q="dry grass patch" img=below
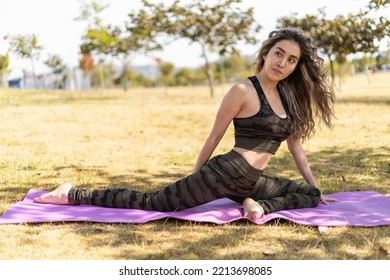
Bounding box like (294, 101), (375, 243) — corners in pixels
(0, 72), (389, 260)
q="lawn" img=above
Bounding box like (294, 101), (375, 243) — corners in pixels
(0, 72), (389, 260)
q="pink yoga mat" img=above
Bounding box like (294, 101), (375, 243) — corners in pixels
(1, 190), (390, 226)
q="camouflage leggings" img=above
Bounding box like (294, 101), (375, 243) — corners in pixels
(68, 150), (321, 214)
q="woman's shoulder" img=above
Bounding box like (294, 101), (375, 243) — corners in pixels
(227, 78), (255, 97)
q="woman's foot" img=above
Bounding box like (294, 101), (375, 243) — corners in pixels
(243, 198), (265, 222)
(34, 182), (72, 205)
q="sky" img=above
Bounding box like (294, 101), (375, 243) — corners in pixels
(0, 0), (385, 79)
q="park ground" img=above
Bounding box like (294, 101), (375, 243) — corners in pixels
(0, 72), (389, 259)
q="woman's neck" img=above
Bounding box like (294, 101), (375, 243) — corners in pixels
(256, 72), (279, 96)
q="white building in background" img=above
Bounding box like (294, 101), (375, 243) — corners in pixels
(7, 63), (159, 90)
(8, 67), (92, 90)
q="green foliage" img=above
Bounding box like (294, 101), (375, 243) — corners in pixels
(376, 50), (390, 68)
(43, 54), (66, 89)
(217, 50), (253, 82)
(6, 33), (42, 60)
(174, 68), (194, 86)
(0, 53), (10, 87)
(75, 0), (261, 92)
(76, 1), (115, 89)
(277, 8), (389, 82)
(145, 0), (261, 55)
(155, 61), (175, 86)
(129, 50), (253, 88)
(123, 8), (162, 54)
(5, 33), (43, 87)
(114, 67), (153, 88)
(0, 53), (10, 72)
(74, 0), (109, 27)
(88, 61), (116, 88)
(44, 54), (66, 74)
(368, 0), (390, 9)
(76, 0), (163, 90)
(154, 52), (255, 88)
(159, 62), (174, 77)
(141, 0), (261, 97)
(351, 55), (377, 72)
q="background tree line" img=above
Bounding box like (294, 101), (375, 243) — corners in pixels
(0, 0), (389, 94)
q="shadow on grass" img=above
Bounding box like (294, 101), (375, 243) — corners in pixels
(1, 145), (388, 204)
(269, 146), (390, 195)
(1, 145), (389, 259)
(336, 97), (390, 106)
(1, 92), (123, 107)
(50, 218), (389, 259)
(73, 146), (390, 195)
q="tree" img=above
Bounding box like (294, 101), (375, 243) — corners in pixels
(156, 61), (175, 87)
(351, 54), (377, 72)
(365, 0), (390, 49)
(6, 34), (42, 88)
(0, 53), (10, 88)
(368, 0), (390, 8)
(75, 0), (113, 89)
(114, 7), (162, 91)
(174, 68), (193, 86)
(44, 54), (66, 89)
(277, 9), (389, 84)
(44, 54), (66, 74)
(76, 1), (162, 91)
(174, 67), (207, 86)
(79, 52), (95, 72)
(142, 0), (261, 97)
(375, 50), (390, 69)
(217, 50), (253, 82)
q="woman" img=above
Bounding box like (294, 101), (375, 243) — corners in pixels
(35, 28), (337, 221)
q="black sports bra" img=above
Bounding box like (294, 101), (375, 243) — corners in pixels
(233, 76), (293, 154)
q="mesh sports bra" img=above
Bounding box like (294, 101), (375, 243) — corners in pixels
(233, 76), (293, 155)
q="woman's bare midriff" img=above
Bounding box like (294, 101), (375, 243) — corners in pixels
(233, 147), (272, 170)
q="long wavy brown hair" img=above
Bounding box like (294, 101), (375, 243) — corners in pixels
(254, 28), (335, 141)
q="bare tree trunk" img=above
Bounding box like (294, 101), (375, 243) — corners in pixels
(98, 62), (105, 93)
(31, 58), (38, 89)
(122, 56), (129, 92)
(338, 65), (343, 92)
(219, 55), (226, 95)
(0, 73), (7, 88)
(201, 43), (215, 98)
(364, 64), (371, 85)
(328, 55), (335, 84)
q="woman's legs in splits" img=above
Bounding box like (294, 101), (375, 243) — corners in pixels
(34, 151), (320, 220)
(35, 150), (263, 212)
(240, 173), (321, 221)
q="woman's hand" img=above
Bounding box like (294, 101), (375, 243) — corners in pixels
(320, 193), (337, 205)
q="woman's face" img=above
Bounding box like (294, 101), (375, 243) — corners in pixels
(262, 39), (301, 81)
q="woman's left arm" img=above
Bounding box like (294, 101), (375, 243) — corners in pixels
(286, 137), (336, 204)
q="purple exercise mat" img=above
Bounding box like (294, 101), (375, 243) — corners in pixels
(1, 190), (390, 226)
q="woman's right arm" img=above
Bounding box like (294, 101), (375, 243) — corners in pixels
(192, 83), (248, 172)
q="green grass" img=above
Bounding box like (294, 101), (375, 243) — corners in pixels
(0, 72), (389, 260)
